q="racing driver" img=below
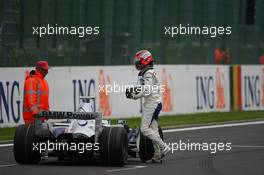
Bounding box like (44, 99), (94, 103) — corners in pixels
(126, 50), (171, 163)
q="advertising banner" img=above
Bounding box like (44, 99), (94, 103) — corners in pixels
(0, 65), (230, 127)
(241, 66), (264, 110)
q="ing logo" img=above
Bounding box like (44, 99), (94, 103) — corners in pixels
(161, 68), (173, 112)
(196, 67), (226, 110)
(261, 68), (264, 107)
(215, 67), (226, 109)
(98, 69), (112, 116)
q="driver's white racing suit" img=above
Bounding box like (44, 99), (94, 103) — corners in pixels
(131, 67), (171, 160)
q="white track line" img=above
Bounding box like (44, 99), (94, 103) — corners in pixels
(232, 145), (264, 148)
(0, 144), (13, 147)
(0, 164), (17, 168)
(106, 165), (147, 173)
(163, 120), (264, 133)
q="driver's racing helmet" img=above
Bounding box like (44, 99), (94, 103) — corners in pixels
(133, 50), (154, 71)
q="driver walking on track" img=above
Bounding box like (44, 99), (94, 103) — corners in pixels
(23, 61), (50, 124)
(126, 50), (171, 163)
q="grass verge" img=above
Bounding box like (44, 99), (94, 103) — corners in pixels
(112, 111), (264, 128)
(0, 127), (16, 141)
(1, 111), (264, 141)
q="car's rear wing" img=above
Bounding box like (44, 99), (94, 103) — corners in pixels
(35, 111), (102, 143)
(36, 111), (101, 120)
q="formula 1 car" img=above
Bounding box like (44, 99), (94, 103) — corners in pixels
(13, 97), (163, 166)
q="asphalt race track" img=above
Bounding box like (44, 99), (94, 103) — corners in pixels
(0, 121), (264, 175)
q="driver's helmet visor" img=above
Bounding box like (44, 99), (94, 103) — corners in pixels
(134, 59), (142, 70)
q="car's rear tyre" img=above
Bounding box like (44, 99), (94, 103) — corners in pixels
(14, 124), (41, 164)
(139, 126), (163, 162)
(99, 126), (128, 166)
